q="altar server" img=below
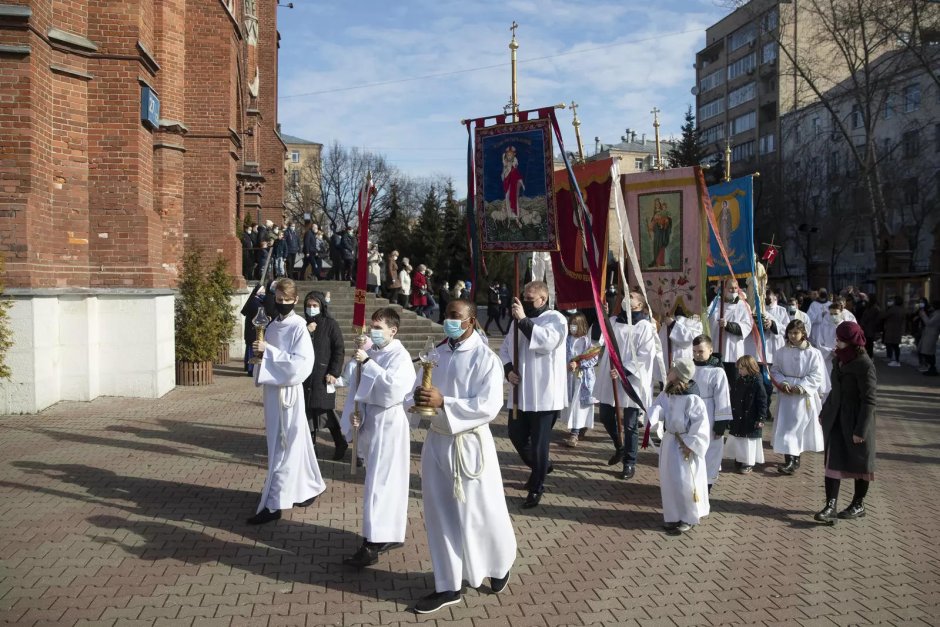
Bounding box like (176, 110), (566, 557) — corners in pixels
(770, 320), (826, 475)
(690, 335), (732, 489)
(248, 279), (326, 525)
(342, 307), (417, 567)
(500, 281), (567, 508)
(413, 300), (516, 614)
(646, 359), (711, 535)
(563, 312), (598, 447)
(707, 279), (753, 394)
(659, 308), (704, 370)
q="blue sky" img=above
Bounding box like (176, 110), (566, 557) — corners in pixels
(277, 0), (730, 195)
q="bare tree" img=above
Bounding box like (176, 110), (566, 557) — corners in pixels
(317, 141), (397, 232)
(870, 0), (940, 91)
(284, 155), (323, 225)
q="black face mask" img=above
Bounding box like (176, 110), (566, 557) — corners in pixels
(275, 302), (295, 316)
(522, 299), (545, 318)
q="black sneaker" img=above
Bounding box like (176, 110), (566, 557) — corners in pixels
(246, 508), (281, 525)
(332, 441), (349, 461)
(293, 496), (318, 508)
(414, 591), (461, 614)
(663, 521), (680, 531)
(490, 571), (511, 594)
(343, 542), (380, 568)
(375, 542), (404, 553)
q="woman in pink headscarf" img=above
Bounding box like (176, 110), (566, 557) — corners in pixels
(814, 321), (877, 523)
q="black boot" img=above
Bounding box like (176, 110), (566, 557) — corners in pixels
(837, 499), (866, 519)
(778, 455), (797, 475)
(814, 499), (838, 522)
(793, 455), (801, 470)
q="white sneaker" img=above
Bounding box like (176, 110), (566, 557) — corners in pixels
(888, 361), (901, 367)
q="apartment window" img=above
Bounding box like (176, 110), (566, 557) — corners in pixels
(853, 237), (867, 254)
(851, 104), (863, 129)
(883, 94), (895, 119)
(731, 140), (755, 161)
(290, 151), (300, 163)
(290, 170), (300, 186)
(903, 130), (920, 158)
(727, 53), (757, 81)
(759, 134), (775, 154)
(634, 157), (645, 170)
(701, 123), (725, 145)
(700, 69), (723, 93)
(903, 177), (919, 205)
(762, 42), (777, 64)
(828, 151), (839, 178)
(728, 82), (756, 109)
(699, 98), (724, 122)
(904, 83), (921, 112)
(728, 23), (757, 52)
(761, 9), (779, 33)
(731, 111), (756, 135)
(812, 116), (822, 136)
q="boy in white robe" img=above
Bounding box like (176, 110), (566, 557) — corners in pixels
(659, 311), (704, 370)
(249, 279), (326, 525)
(770, 319), (826, 475)
(342, 307), (418, 567)
(707, 280), (753, 396)
(690, 335), (732, 490)
(647, 359), (711, 535)
(413, 300), (516, 614)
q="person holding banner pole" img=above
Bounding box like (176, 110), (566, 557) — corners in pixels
(707, 279), (753, 397)
(500, 281), (567, 508)
(594, 292), (657, 480)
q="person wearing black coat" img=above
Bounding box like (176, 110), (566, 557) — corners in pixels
(240, 280), (276, 375)
(241, 227), (255, 281)
(302, 290), (348, 461)
(815, 321), (877, 523)
(727, 355), (767, 474)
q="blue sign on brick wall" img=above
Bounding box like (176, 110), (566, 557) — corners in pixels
(141, 85), (160, 129)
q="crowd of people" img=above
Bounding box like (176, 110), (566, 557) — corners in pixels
(237, 271), (936, 613)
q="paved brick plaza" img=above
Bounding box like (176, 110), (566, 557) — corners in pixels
(1, 359), (938, 626)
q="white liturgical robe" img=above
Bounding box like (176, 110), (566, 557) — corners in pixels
(770, 344), (826, 456)
(254, 313), (326, 513)
(745, 305), (789, 364)
(593, 317), (656, 411)
(498, 310), (567, 412)
(647, 390), (711, 525)
(660, 316), (704, 369)
(691, 364), (732, 483)
(707, 298), (753, 363)
(421, 331), (517, 592)
(341, 338), (417, 543)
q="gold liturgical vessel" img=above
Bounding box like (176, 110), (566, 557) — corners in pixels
(249, 306), (270, 365)
(409, 336), (440, 416)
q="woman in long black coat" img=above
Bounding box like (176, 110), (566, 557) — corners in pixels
(815, 321), (877, 522)
(302, 290), (347, 461)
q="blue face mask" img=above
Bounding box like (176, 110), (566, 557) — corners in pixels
(305, 307), (320, 318)
(443, 319), (466, 340)
(370, 329), (388, 348)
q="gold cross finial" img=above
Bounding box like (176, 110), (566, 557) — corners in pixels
(651, 106), (661, 126)
(510, 21), (518, 38)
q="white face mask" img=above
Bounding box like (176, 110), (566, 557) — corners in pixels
(830, 313), (842, 324)
(568, 324), (578, 334)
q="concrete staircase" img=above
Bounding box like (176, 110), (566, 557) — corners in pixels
(293, 280), (442, 359)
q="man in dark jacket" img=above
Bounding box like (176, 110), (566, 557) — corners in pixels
(241, 225), (255, 281)
(328, 228), (344, 280)
(302, 290), (348, 460)
(340, 225), (356, 282)
(300, 223), (318, 280)
(284, 222), (301, 280)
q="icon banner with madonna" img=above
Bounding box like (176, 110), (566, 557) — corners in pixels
(474, 117), (558, 252)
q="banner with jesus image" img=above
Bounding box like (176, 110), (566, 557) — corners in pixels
(474, 117), (558, 252)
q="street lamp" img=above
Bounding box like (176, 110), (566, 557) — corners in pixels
(797, 223), (819, 284)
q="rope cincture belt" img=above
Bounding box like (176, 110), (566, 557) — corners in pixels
(430, 422), (485, 503)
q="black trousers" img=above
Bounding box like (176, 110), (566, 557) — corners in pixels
(306, 408), (345, 446)
(507, 409), (557, 494)
(599, 404), (640, 467)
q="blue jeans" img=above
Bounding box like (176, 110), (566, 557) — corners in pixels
(599, 403), (639, 468)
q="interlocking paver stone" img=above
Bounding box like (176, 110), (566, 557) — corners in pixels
(0, 357), (937, 626)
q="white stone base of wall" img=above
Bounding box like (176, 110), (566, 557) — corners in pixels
(0, 289), (177, 414)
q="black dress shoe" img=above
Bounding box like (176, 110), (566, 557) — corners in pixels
(663, 521), (680, 531)
(621, 465), (636, 480)
(293, 496), (318, 508)
(375, 542), (404, 553)
(490, 571), (511, 594)
(246, 508), (281, 525)
(814, 498), (838, 522)
(521, 491), (542, 508)
(607, 449), (624, 466)
(344, 543), (380, 568)
(837, 500), (866, 519)
(332, 440), (349, 461)
(414, 590), (462, 614)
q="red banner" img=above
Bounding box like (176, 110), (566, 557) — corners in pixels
(352, 175), (375, 334)
(551, 159), (612, 310)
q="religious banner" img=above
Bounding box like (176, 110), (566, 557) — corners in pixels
(621, 167), (705, 318)
(474, 116), (558, 252)
(550, 158), (612, 310)
(706, 176), (755, 279)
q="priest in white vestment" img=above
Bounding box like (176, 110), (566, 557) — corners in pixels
(249, 279), (326, 525)
(707, 280), (753, 394)
(342, 307), (418, 567)
(412, 300), (516, 614)
(647, 359), (711, 535)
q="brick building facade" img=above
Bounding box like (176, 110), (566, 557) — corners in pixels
(0, 0), (285, 412)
